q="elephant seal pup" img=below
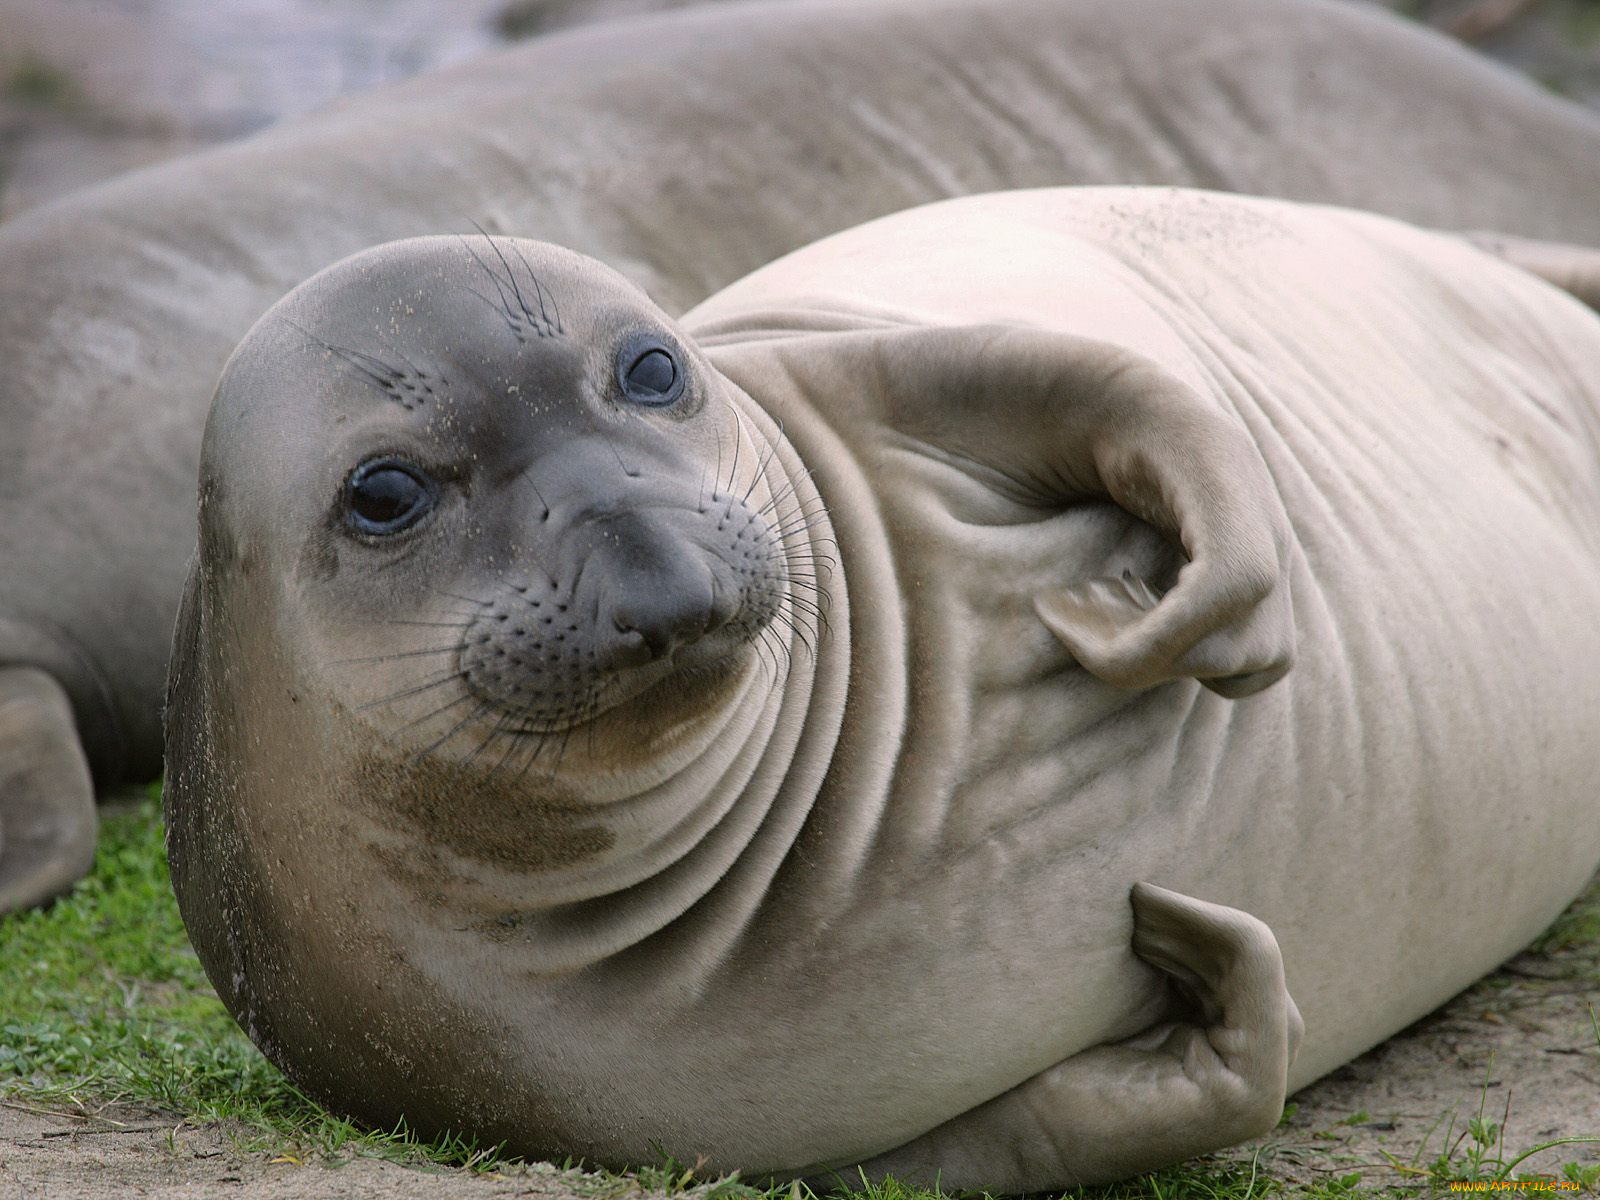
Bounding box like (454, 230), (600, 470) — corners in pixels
(15, 0), (1600, 912)
(167, 187), (1600, 1188)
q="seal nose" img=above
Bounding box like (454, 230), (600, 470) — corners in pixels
(610, 583), (718, 663)
(596, 522), (735, 668)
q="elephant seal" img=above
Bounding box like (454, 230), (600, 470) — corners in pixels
(8, 0), (1600, 901)
(166, 187), (1600, 1187)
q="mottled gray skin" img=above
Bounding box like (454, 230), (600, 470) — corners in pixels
(167, 187), (1600, 1188)
(8, 0), (1600, 905)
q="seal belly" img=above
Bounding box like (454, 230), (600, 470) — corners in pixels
(768, 373), (1600, 1151)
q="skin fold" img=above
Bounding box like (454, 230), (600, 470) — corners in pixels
(166, 188), (1600, 1186)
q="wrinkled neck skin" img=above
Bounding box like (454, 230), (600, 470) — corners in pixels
(271, 379), (852, 980)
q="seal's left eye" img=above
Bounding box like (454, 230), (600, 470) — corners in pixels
(345, 459), (435, 536)
(618, 339), (684, 407)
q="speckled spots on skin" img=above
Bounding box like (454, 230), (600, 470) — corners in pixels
(354, 751), (615, 872)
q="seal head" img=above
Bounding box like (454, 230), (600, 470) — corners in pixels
(165, 237), (830, 1149)
(193, 235), (801, 772)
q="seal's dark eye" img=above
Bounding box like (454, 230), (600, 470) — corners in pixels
(617, 338), (684, 407)
(345, 459), (435, 536)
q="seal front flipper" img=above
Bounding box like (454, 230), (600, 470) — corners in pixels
(823, 323), (1297, 697)
(0, 667), (97, 914)
(822, 884), (1303, 1193)
(1016, 336), (1296, 699)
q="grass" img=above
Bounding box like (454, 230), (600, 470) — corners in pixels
(0, 789), (517, 1171)
(2, 795), (1597, 1196)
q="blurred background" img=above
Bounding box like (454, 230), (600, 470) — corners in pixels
(1, 0), (1599, 220)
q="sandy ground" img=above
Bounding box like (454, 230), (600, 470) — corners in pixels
(1, 0), (1599, 1194)
(0, 1103), (593, 1200)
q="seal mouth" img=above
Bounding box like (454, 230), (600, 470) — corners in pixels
(470, 626), (757, 739)
(438, 473), (797, 749)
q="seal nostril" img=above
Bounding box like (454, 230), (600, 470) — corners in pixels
(600, 628), (654, 671)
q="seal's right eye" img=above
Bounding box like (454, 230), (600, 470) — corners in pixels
(344, 459), (435, 536)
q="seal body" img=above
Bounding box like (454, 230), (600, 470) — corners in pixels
(167, 188), (1600, 1188)
(14, 0), (1600, 910)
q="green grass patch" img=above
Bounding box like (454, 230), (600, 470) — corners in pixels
(0, 791), (514, 1169)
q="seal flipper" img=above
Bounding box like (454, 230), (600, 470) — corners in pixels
(715, 323), (1296, 695)
(821, 884), (1303, 1193)
(0, 667), (98, 914)
(1012, 339), (1296, 699)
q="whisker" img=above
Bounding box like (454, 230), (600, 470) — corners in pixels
(511, 242), (561, 336)
(427, 586), (496, 607)
(758, 599), (818, 657)
(473, 223), (537, 329)
(741, 435), (781, 507)
(724, 402), (743, 500)
(757, 619), (796, 675)
(334, 644), (459, 666)
(464, 709), (517, 770)
(411, 701), (494, 764)
(769, 513), (834, 541)
(463, 281), (516, 324)
(754, 474), (822, 520)
(396, 691), (476, 733)
(488, 717), (530, 774)
(513, 466), (552, 517)
(354, 669), (466, 712)
(710, 421), (725, 507)
(601, 432), (639, 478)
(456, 235), (518, 322)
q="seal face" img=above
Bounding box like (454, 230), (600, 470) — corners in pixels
(248, 237), (805, 778)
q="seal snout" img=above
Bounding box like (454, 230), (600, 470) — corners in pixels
(602, 559), (732, 669)
(455, 493), (780, 732)
(594, 514), (740, 669)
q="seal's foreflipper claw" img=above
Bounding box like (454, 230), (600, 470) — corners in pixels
(1035, 563), (1294, 700)
(0, 667), (98, 915)
(822, 885), (1301, 1192)
(1035, 573), (1160, 653)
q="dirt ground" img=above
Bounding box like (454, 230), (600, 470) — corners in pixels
(1, 0), (1599, 1195)
(0, 1104), (589, 1200)
(1254, 925), (1600, 1188)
